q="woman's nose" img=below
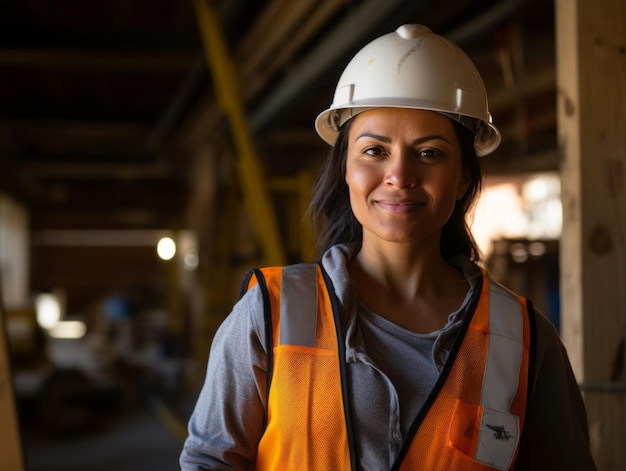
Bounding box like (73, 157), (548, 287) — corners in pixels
(385, 155), (417, 188)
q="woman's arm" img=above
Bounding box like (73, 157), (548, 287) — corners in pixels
(180, 286), (268, 470)
(515, 311), (596, 470)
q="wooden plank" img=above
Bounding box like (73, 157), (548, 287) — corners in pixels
(0, 306), (25, 471)
(556, 0), (626, 468)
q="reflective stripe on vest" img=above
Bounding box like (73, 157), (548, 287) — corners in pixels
(475, 281), (525, 469)
(253, 264), (530, 471)
(279, 263), (318, 347)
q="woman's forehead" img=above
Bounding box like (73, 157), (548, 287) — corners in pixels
(349, 108), (457, 138)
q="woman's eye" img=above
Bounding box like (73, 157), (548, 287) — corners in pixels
(363, 146), (384, 157)
(417, 149), (443, 160)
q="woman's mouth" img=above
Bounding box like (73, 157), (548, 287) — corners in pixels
(375, 200), (424, 213)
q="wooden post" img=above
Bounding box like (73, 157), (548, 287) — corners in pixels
(0, 308), (25, 471)
(556, 0), (626, 468)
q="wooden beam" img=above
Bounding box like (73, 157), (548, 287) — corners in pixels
(0, 121), (150, 149)
(0, 49), (196, 70)
(556, 0), (626, 468)
(237, 0), (342, 101)
(17, 162), (171, 180)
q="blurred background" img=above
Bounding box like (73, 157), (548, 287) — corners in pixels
(0, 0), (621, 469)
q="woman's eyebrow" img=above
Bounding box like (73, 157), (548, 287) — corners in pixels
(412, 135), (451, 145)
(355, 132), (391, 143)
(356, 132), (451, 145)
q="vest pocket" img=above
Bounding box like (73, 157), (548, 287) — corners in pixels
(448, 399), (483, 458)
(448, 399), (519, 470)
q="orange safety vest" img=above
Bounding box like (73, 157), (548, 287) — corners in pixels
(242, 262), (532, 471)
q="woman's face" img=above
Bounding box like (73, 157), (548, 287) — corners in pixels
(345, 108), (469, 247)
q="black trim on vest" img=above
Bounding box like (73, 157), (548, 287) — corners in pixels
(319, 263), (359, 471)
(390, 272), (484, 471)
(239, 269), (255, 299)
(240, 268), (274, 429)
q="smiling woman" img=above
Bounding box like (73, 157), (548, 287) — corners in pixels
(180, 24), (596, 471)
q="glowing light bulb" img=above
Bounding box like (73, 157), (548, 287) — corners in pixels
(157, 237), (176, 260)
(36, 293), (61, 329)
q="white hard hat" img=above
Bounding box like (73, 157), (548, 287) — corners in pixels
(315, 24), (501, 156)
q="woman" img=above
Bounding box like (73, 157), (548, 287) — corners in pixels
(180, 25), (595, 470)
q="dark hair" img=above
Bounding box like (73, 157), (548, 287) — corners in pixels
(307, 116), (483, 262)
(441, 123), (483, 262)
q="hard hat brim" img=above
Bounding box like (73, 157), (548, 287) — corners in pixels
(315, 104), (501, 157)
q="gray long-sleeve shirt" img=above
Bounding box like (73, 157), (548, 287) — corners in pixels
(180, 244), (595, 470)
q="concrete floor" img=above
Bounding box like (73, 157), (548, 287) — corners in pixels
(11, 320), (194, 471)
(21, 405), (184, 471)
